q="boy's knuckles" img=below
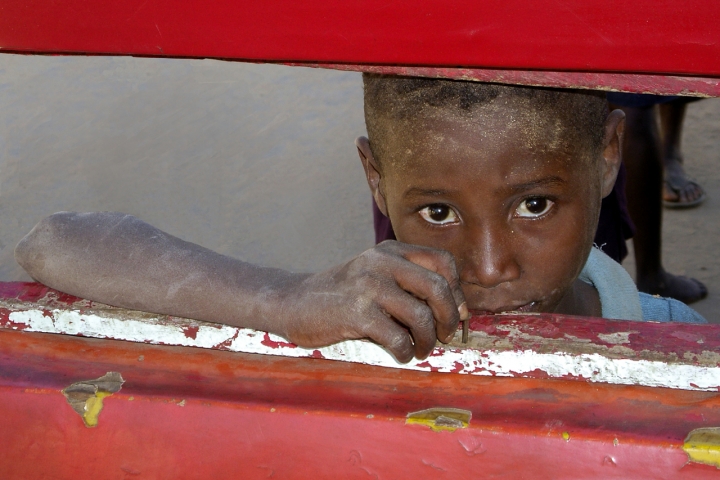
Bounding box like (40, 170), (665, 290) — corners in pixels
(434, 249), (456, 267)
(351, 274), (391, 298)
(375, 239), (403, 254)
(447, 276), (462, 291)
(386, 334), (413, 360)
(358, 311), (379, 330)
(426, 273), (452, 301)
(409, 304), (435, 328)
(349, 249), (397, 276)
(363, 244), (396, 260)
(348, 295), (380, 320)
(412, 246), (453, 265)
(359, 315), (413, 361)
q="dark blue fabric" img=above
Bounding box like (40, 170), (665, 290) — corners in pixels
(606, 93), (680, 109)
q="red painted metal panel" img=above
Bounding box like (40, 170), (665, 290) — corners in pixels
(1, 328), (720, 478)
(1, 0), (720, 79)
(2, 281), (719, 391)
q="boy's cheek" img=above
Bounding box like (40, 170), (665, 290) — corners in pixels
(392, 221), (453, 251)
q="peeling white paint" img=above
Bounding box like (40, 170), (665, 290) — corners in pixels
(5, 308), (720, 391)
(9, 309), (237, 348)
(597, 331), (635, 345)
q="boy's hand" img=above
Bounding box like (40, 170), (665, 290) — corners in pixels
(280, 241), (468, 363)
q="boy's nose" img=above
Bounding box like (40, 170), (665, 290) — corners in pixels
(461, 224), (521, 289)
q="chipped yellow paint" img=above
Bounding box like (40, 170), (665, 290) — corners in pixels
(683, 427), (720, 468)
(82, 391), (112, 428)
(405, 407), (472, 432)
(562, 432), (570, 441)
(61, 372), (124, 428)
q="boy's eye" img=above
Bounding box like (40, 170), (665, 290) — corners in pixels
(515, 197), (554, 218)
(419, 204), (459, 225)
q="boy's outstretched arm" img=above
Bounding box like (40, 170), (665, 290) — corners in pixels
(15, 212), (467, 362)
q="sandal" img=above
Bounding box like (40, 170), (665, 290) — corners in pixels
(663, 171), (707, 209)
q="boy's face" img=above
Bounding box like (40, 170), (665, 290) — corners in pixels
(359, 99), (622, 315)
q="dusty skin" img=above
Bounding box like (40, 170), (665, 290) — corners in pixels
(16, 212), (467, 363)
(1, 56), (719, 323)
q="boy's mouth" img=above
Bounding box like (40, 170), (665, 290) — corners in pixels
(471, 301), (538, 316)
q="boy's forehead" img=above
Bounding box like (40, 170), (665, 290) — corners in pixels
(382, 98), (581, 169)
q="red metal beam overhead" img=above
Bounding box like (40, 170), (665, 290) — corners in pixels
(1, 0), (719, 79)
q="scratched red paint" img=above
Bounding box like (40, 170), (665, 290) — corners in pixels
(0, 282), (62, 303)
(182, 326), (199, 340)
(214, 331), (239, 350)
(48, 290), (86, 305)
(261, 332), (297, 349)
(1, 319), (28, 331)
(516, 368), (592, 383)
(671, 331), (706, 343)
(468, 313), (720, 360)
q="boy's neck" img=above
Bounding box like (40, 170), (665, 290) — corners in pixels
(555, 279), (602, 317)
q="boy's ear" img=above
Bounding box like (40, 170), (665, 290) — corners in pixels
(599, 109), (626, 198)
(356, 136), (389, 216)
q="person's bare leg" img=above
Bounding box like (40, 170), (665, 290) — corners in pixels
(617, 104), (707, 304)
(659, 99), (706, 207)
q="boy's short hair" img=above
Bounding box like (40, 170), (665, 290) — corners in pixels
(363, 74), (608, 167)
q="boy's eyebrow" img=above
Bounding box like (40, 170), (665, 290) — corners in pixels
(403, 176), (566, 200)
(508, 176), (566, 193)
(403, 188), (453, 199)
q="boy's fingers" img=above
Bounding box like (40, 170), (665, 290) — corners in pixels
(360, 312), (415, 363)
(382, 255), (460, 341)
(395, 243), (467, 314)
(378, 288), (438, 359)
(381, 242), (464, 341)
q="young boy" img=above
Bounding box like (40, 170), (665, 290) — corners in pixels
(14, 75), (706, 364)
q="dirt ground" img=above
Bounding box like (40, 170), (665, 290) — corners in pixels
(1, 55), (718, 322)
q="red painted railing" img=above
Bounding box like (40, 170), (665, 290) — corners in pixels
(1, 0), (720, 95)
(1, 282), (720, 477)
